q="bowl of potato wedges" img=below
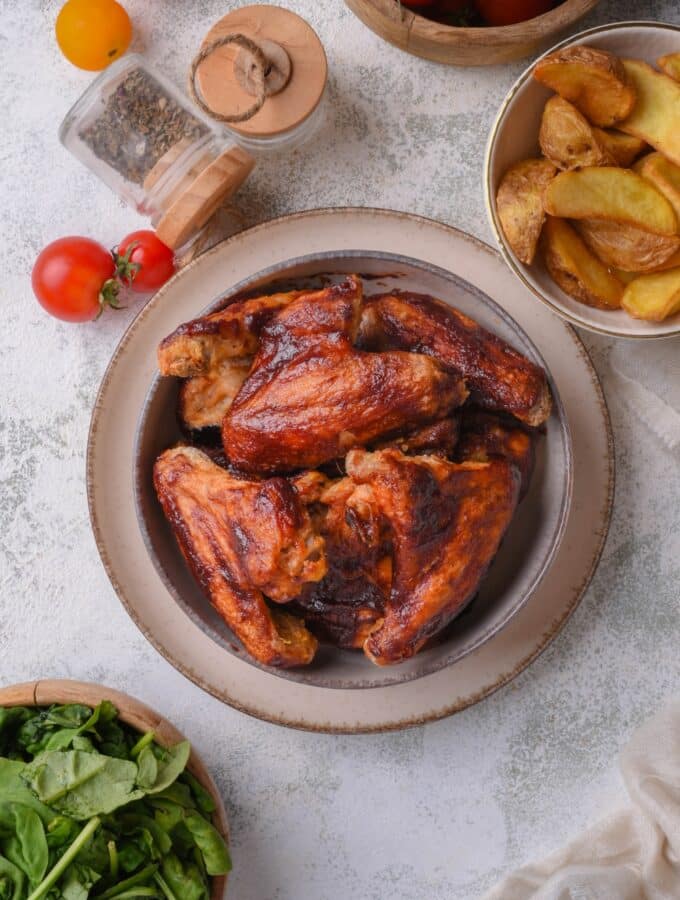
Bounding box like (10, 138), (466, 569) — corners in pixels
(486, 21), (680, 338)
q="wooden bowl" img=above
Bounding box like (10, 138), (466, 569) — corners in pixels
(0, 679), (229, 900)
(345, 0), (601, 65)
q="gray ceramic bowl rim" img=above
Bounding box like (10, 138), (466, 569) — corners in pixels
(484, 19), (680, 341)
(133, 249), (574, 690)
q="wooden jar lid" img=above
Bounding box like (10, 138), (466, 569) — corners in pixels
(154, 144), (254, 250)
(196, 5), (328, 139)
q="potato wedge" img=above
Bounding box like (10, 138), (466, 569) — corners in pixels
(496, 158), (557, 265)
(635, 151), (680, 220)
(576, 219), (680, 272)
(542, 216), (623, 309)
(622, 267), (680, 321)
(533, 46), (636, 127)
(619, 60), (680, 167)
(539, 97), (613, 170)
(544, 167), (678, 235)
(658, 52), (680, 82)
(592, 128), (647, 167)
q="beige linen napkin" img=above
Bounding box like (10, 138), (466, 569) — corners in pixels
(483, 700), (680, 899)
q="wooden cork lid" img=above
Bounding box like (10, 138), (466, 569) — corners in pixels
(194, 5), (328, 139)
(154, 145), (254, 250)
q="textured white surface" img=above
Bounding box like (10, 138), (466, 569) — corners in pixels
(1, 1), (679, 898)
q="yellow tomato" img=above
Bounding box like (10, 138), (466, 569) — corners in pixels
(56, 0), (132, 71)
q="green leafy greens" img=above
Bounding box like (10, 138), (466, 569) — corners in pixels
(0, 703), (230, 899)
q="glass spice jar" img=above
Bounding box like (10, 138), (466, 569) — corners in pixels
(59, 54), (255, 250)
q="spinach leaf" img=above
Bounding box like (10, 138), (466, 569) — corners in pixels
(116, 816), (171, 858)
(96, 862), (158, 898)
(17, 707), (92, 757)
(134, 751), (157, 793)
(181, 774), (215, 816)
(160, 854), (208, 900)
(23, 752), (143, 819)
(55, 863), (101, 899)
(0, 761), (54, 825)
(0, 854), (24, 900)
(0, 802), (48, 885)
(148, 800), (183, 835)
(183, 812), (231, 876)
(0, 710), (33, 758)
(46, 817), (79, 852)
(147, 784), (194, 810)
(136, 744), (190, 796)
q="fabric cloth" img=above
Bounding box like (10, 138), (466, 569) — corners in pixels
(483, 700), (680, 899)
(609, 339), (680, 452)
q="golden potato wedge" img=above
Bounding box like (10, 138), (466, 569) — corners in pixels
(539, 97), (613, 170)
(622, 267), (680, 321)
(658, 52), (680, 82)
(576, 219), (680, 272)
(542, 216), (623, 309)
(619, 60), (680, 168)
(533, 46), (636, 127)
(496, 158), (557, 265)
(592, 128), (647, 167)
(635, 151), (680, 220)
(544, 167), (678, 235)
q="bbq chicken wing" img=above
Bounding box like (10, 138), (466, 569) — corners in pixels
(358, 291), (551, 426)
(178, 357), (251, 432)
(456, 410), (536, 498)
(291, 473), (389, 648)
(222, 277), (468, 475)
(344, 448), (521, 665)
(157, 288), (305, 377)
(153, 446), (325, 667)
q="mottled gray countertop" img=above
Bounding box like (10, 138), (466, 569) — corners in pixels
(2, 1), (680, 897)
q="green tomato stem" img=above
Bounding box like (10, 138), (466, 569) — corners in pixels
(27, 815), (101, 900)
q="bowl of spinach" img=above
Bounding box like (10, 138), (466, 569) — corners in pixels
(0, 680), (230, 899)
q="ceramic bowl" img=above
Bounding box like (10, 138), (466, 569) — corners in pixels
(485, 21), (680, 339)
(0, 679), (229, 900)
(134, 250), (573, 690)
(345, 0), (600, 66)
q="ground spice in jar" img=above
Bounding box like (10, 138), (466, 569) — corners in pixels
(79, 67), (209, 185)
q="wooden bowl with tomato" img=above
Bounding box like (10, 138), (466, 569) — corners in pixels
(345, 0), (601, 66)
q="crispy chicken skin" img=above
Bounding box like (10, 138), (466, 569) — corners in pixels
(343, 449), (521, 665)
(291, 474), (389, 648)
(153, 446), (325, 667)
(222, 277), (468, 475)
(456, 410), (536, 499)
(157, 289), (305, 378)
(371, 416), (460, 458)
(178, 357), (251, 432)
(358, 291), (551, 427)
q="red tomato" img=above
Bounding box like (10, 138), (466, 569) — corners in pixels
(116, 230), (175, 292)
(475, 0), (554, 25)
(32, 237), (118, 322)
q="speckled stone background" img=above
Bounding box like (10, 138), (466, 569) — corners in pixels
(2, 1), (679, 897)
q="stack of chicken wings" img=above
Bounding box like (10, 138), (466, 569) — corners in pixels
(154, 275), (551, 668)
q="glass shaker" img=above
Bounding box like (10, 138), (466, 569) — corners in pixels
(59, 54), (255, 249)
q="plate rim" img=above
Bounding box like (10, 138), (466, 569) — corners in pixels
(484, 19), (680, 341)
(87, 207), (615, 733)
(132, 248), (574, 690)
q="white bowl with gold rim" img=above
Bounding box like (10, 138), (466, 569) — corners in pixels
(485, 21), (680, 340)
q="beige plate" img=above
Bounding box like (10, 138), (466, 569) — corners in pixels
(0, 679), (229, 899)
(485, 21), (680, 339)
(87, 208), (614, 733)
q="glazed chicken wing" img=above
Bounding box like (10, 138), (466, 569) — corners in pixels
(358, 291), (551, 426)
(157, 288), (305, 377)
(291, 473), (389, 649)
(222, 277), (468, 474)
(344, 448), (521, 665)
(153, 446), (325, 667)
(178, 357), (251, 432)
(456, 409), (536, 498)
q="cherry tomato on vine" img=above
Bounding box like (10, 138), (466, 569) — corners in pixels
(475, 0), (554, 26)
(32, 237), (120, 323)
(56, 0), (132, 71)
(116, 231), (176, 293)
